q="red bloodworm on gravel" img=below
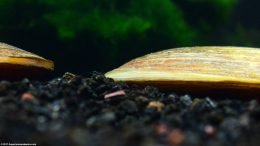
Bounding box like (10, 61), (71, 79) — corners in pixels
(104, 90), (126, 99)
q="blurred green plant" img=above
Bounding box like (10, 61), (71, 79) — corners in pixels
(0, 0), (239, 45)
(41, 0), (196, 45)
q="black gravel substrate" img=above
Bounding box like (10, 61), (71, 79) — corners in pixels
(0, 72), (260, 146)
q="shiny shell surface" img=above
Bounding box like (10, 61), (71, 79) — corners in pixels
(0, 42), (54, 79)
(105, 46), (260, 91)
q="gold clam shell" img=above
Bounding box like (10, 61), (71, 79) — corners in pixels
(105, 46), (260, 92)
(0, 42), (54, 79)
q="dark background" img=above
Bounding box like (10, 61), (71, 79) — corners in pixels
(0, 0), (259, 76)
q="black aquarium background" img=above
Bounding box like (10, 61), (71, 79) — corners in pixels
(0, 0), (259, 76)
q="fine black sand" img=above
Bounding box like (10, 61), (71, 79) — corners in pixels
(0, 72), (259, 146)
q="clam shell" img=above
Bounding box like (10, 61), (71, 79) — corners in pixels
(105, 46), (260, 91)
(0, 42), (54, 79)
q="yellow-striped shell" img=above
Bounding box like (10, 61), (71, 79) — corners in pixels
(105, 46), (260, 91)
(0, 42), (54, 79)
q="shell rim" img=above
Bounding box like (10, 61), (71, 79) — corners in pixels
(0, 57), (54, 71)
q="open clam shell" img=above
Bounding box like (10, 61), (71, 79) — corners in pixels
(105, 46), (260, 92)
(0, 42), (54, 79)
